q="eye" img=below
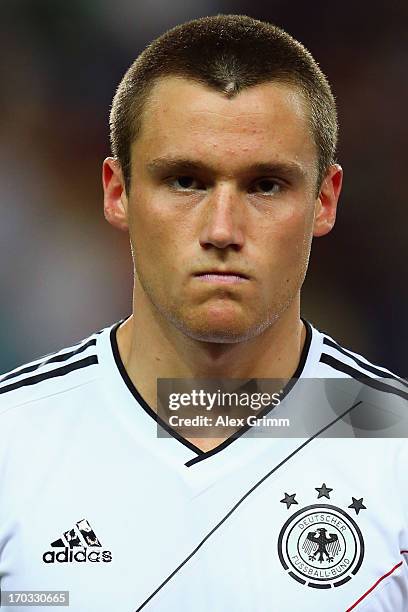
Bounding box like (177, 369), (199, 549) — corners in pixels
(251, 179), (282, 195)
(168, 176), (205, 190)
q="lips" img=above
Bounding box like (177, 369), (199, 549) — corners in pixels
(194, 270), (249, 279)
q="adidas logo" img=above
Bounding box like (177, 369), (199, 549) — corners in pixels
(43, 519), (112, 564)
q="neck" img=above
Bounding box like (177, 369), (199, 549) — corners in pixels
(116, 290), (307, 412)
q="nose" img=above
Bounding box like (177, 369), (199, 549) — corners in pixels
(198, 184), (245, 251)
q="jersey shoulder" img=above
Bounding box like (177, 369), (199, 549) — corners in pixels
(0, 325), (109, 415)
(312, 322), (406, 382)
(310, 322), (408, 430)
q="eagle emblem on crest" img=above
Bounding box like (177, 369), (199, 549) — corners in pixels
(303, 527), (341, 563)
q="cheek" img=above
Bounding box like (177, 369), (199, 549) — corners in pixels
(128, 187), (200, 266)
(261, 206), (313, 265)
(280, 210), (315, 286)
(128, 203), (185, 284)
(128, 192), (165, 246)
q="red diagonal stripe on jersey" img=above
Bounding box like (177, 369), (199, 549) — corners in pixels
(345, 561), (403, 611)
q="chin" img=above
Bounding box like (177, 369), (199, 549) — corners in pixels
(155, 296), (276, 343)
(174, 311), (271, 344)
(185, 327), (250, 344)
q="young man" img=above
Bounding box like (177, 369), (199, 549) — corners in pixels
(0, 14), (407, 612)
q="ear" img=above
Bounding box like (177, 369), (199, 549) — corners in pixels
(102, 157), (129, 231)
(313, 164), (343, 237)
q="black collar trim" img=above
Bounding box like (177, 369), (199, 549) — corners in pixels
(109, 318), (313, 467)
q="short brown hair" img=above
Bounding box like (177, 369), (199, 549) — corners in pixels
(110, 14), (338, 194)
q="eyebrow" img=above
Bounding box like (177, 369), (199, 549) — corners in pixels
(146, 156), (306, 180)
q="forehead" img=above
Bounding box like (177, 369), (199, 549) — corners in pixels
(135, 76), (317, 172)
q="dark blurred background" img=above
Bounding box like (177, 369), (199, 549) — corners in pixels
(0, 0), (406, 376)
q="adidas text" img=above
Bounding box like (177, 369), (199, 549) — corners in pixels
(43, 548), (112, 563)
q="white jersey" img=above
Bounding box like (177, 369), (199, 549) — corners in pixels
(0, 319), (407, 612)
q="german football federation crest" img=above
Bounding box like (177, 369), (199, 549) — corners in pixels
(278, 485), (365, 588)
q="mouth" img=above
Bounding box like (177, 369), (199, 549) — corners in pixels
(193, 270), (250, 284)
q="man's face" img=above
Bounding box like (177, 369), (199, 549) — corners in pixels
(110, 76), (337, 343)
